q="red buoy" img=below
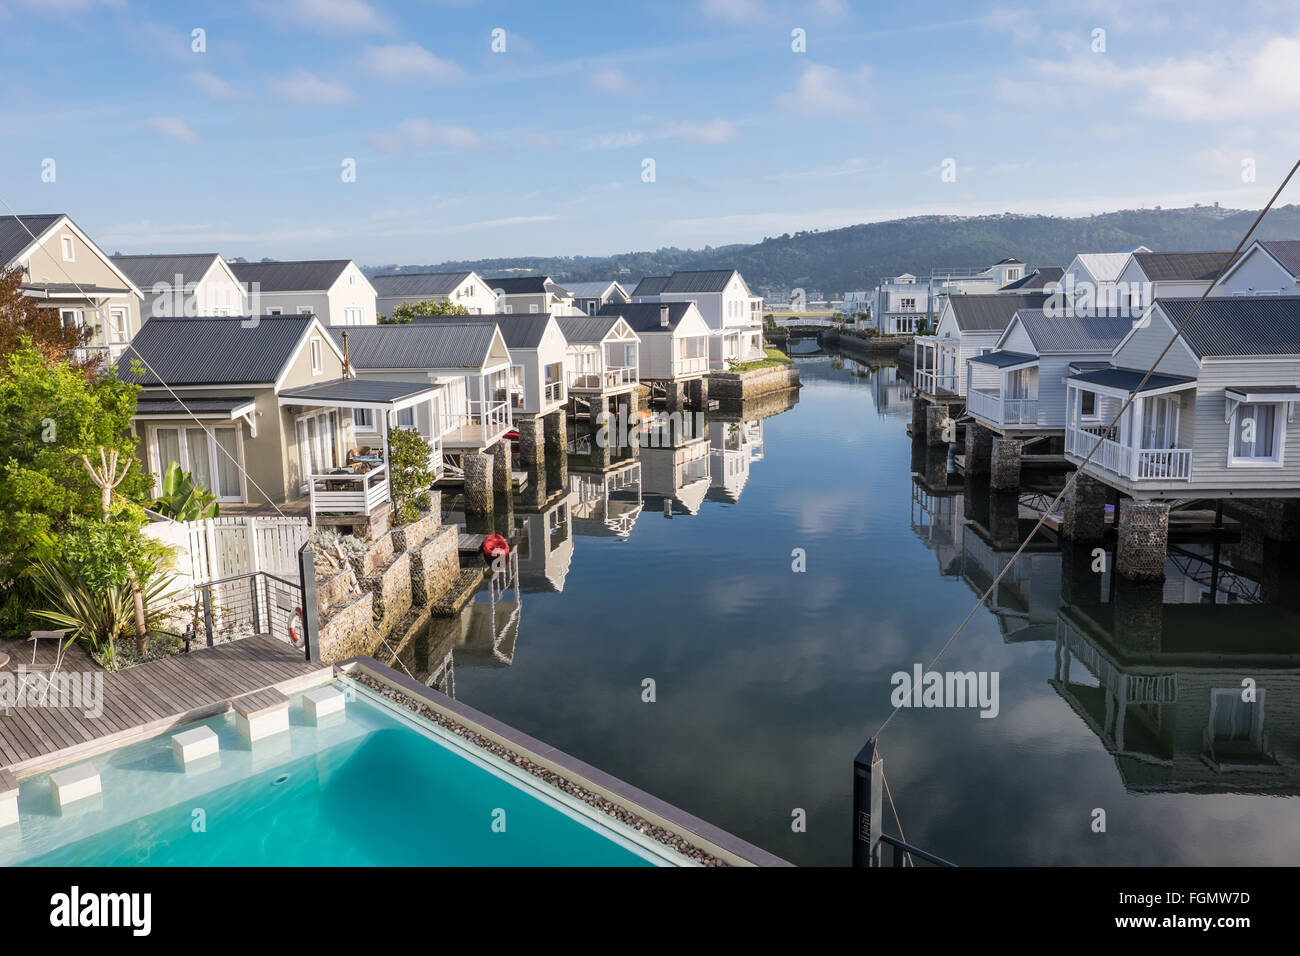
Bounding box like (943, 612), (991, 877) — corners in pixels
(482, 533), (510, 562)
(505, 430), (520, 442)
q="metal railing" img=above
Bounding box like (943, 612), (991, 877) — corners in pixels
(1066, 426), (1192, 481)
(968, 388), (1039, 425)
(914, 368), (957, 394)
(193, 571), (308, 654)
(570, 365), (639, 391)
(308, 465), (390, 518)
(544, 379), (564, 402)
(445, 398), (511, 445)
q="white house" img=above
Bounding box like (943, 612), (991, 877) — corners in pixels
(1112, 252), (1236, 314)
(0, 213), (144, 362)
(371, 270), (496, 318)
(599, 301), (710, 383)
(1065, 296), (1300, 497)
(871, 273), (928, 334)
(229, 259), (377, 326)
(485, 275), (575, 316)
(112, 253), (248, 320)
(556, 314), (641, 400)
(565, 280), (631, 316)
(913, 293), (1049, 396)
(966, 309), (1135, 435)
(1060, 248), (1147, 312)
(631, 270), (764, 365)
(1214, 239), (1300, 296)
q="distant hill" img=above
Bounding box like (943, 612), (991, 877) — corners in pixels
(361, 204), (1300, 295)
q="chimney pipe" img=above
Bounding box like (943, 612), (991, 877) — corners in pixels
(342, 330), (352, 378)
(659, 305), (670, 328)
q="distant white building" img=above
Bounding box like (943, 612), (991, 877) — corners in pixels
(871, 273), (928, 334)
(1059, 248), (1148, 312)
(842, 290), (871, 318)
(631, 269), (764, 366)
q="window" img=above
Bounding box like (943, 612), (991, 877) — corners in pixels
(1080, 390), (1098, 418)
(509, 365), (526, 409)
(1231, 402), (1282, 464)
(61, 235), (74, 261)
(297, 306), (313, 315)
(396, 407), (415, 429)
(59, 308), (83, 330)
(348, 274), (356, 285)
(342, 307), (363, 326)
(900, 297), (916, 312)
(353, 407), (373, 429)
(310, 338), (323, 374)
(529, 304), (539, 314)
(1006, 268), (1020, 281)
(151, 424), (242, 501)
(503, 305), (513, 314)
(296, 411), (338, 487)
(1140, 395), (1180, 450)
(107, 307), (129, 343)
(586, 300), (597, 315)
(268, 307), (282, 316)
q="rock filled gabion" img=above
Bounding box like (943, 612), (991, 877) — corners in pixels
(354, 674), (728, 866)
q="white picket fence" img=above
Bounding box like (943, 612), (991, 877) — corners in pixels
(147, 516), (310, 589)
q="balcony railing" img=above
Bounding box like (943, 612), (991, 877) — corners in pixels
(445, 398), (511, 446)
(673, 355), (709, 376)
(569, 365), (638, 392)
(544, 380), (564, 403)
(967, 388), (1039, 425)
(308, 465), (389, 519)
(1067, 426), (1192, 481)
(914, 368), (957, 394)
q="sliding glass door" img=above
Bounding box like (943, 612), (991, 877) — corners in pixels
(296, 410), (339, 490)
(150, 424), (244, 501)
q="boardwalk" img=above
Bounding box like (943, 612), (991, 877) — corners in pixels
(0, 635), (330, 777)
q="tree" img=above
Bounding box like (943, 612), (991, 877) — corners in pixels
(387, 428), (435, 524)
(384, 300), (471, 324)
(0, 260), (98, 373)
(82, 446), (149, 654)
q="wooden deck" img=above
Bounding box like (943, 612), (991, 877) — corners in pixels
(0, 634), (331, 777)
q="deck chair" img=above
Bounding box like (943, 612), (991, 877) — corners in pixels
(20, 629), (72, 707)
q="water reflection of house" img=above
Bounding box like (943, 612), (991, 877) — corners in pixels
(513, 493), (574, 592)
(959, 527), (1062, 643)
(640, 413), (711, 516)
(707, 419), (763, 504)
(910, 480), (966, 578)
(870, 365), (915, 420)
(1052, 574), (1300, 793)
(570, 461), (644, 537)
(456, 549), (522, 670)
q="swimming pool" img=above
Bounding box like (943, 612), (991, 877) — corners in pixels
(1, 680), (686, 866)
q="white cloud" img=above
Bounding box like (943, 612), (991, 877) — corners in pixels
(269, 69), (356, 105)
(590, 67), (634, 95)
(189, 70), (237, 99)
(369, 118), (481, 153)
(262, 0), (390, 33)
(664, 118), (738, 143)
(582, 129), (649, 151)
(362, 43), (463, 82)
(777, 64), (871, 116)
(702, 0), (764, 20)
(148, 116), (199, 145)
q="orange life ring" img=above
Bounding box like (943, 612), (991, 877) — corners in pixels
(288, 606), (304, 646)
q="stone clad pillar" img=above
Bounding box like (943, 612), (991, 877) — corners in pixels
(590, 399), (613, 469)
(1060, 473), (1108, 543)
(517, 416), (544, 467)
(492, 441), (511, 493)
(1115, 499), (1169, 582)
(544, 409), (567, 454)
(964, 421), (993, 475)
(925, 404), (950, 446)
(664, 380), (686, 414)
(688, 376), (709, 408)
(463, 452), (492, 517)
(990, 437), (1022, 491)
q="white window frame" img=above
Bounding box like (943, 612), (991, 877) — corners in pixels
(297, 306), (313, 315)
(268, 307), (282, 316)
(61, 235), (74, 262)
(148, 423), (245, 502)
(310, 338), (323, 375)
(529, 303), (539, 314)
(352, 407), (374, 430)
(1228, 401), (1285, 468)
(107, 306), (130, 344)
(503, 304), (513, 314)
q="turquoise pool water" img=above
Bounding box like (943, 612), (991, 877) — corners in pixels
(4, 683), (670, 867)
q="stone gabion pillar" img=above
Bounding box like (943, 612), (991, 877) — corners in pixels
(990, 437), (1022, 491)
(624, 390), (641, 458)
(964, 421), (993, 476)
(492, 440), (511, 493)
(1060, 542), (1103, 608)
(517, 416), (544, 467)
(1264, 499), (1300, 542)
(912, 396), (927, 435)
(1060, 473), (1108, 544)
(924, 404), (950, 446)
(1112, 579), (1164, 652)
(664, 380), (686, 414)
(688, 376), (709, 408)
(591, 401), (613, 469)
(463, 452), (493, 517)
(1115, 499), (1170, 583)
(544, 409), (567, 454)
(988, 488), (1021, 552)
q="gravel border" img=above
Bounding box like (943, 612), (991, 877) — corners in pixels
(353, 673), (728, 866)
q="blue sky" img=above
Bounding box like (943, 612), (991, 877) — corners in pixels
(1, 0), (1298, 264)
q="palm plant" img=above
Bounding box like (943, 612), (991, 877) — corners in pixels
(151, 461), (220, 520)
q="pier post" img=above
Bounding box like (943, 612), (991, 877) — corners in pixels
(623, 391), (641, 458)
(665, 380), (686, 414)
(964, 421), (993, 476)
(591, 398), (613, 469)
(517, 416), (545, 468)
(1112, 579), (1164, 653)
(687, 376), (709, 409)
(1263, 499), (1300, 542)
(925, 404), (950, 446)
(544, 409), (567, 455)
(491, 441), (511, 494)
(1115, 499), (1169, 582)
(852, 738), (884, 868)
(1059, 473), (1108, 544)
(463, 452), (493, 518)
(988, 490), (1021, 551)
(990, 437), (1022, 491)
(911, 396), (927, 437)
(1060, 542), (1104, 607)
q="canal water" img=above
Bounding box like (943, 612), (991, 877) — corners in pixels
(399, 344), (1300, 866)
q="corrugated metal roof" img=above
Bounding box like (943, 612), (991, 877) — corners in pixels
(1073, 253), (1133, 283)
(1131, 251), (1236, 282)
(372, 271), (472, 297)
(556, 314), (623, 344)
(21, 282), (131, 296)
(968, 350), (1038, 368)
(331, 323), (498, 369)
(598, 301), (695, 332)
(120, 315), (317, 385)
(112, 253), (223, 290)
(1158, 296), (1300, 357)
(135, 395), (256, 416)
(1013, 309), (1134, 353)
(631, 275), (669, 296)
(486, 275), (570, 297)
(1069, 367), (1197, 392)
(658, 269), (742, 294)
(408, 312), (554, 349)
(564, 280), (625, 298)
(229, 259), (352, 292)
(281, 378), (441, 405)
(1258, 240), (1300, 278)
(948, 293), (1050, 332)
(0, 214), (64, 265)
(998, 267), (1063, 291)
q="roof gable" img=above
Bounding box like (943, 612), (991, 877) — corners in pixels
(229, 259), (353, 293)
(332, 322), (500, 370)
(1155, 296), (1300, 358)
(948, 293), (1050, 332)
(120, 315), (325, 386)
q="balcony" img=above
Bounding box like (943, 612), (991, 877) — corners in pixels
(544, 379), (564, 403)
(443, 399), (511, 448)
(569, 365), (638, 393)
(672, 355), (709, 376)
(308, 465), (389, 521)
(913, 368), (957, 395)
(967, 388), (1039, 426)
(1066, 425), (1192, 481)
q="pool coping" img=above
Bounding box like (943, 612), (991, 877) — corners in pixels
(336, 656), (793, 868)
